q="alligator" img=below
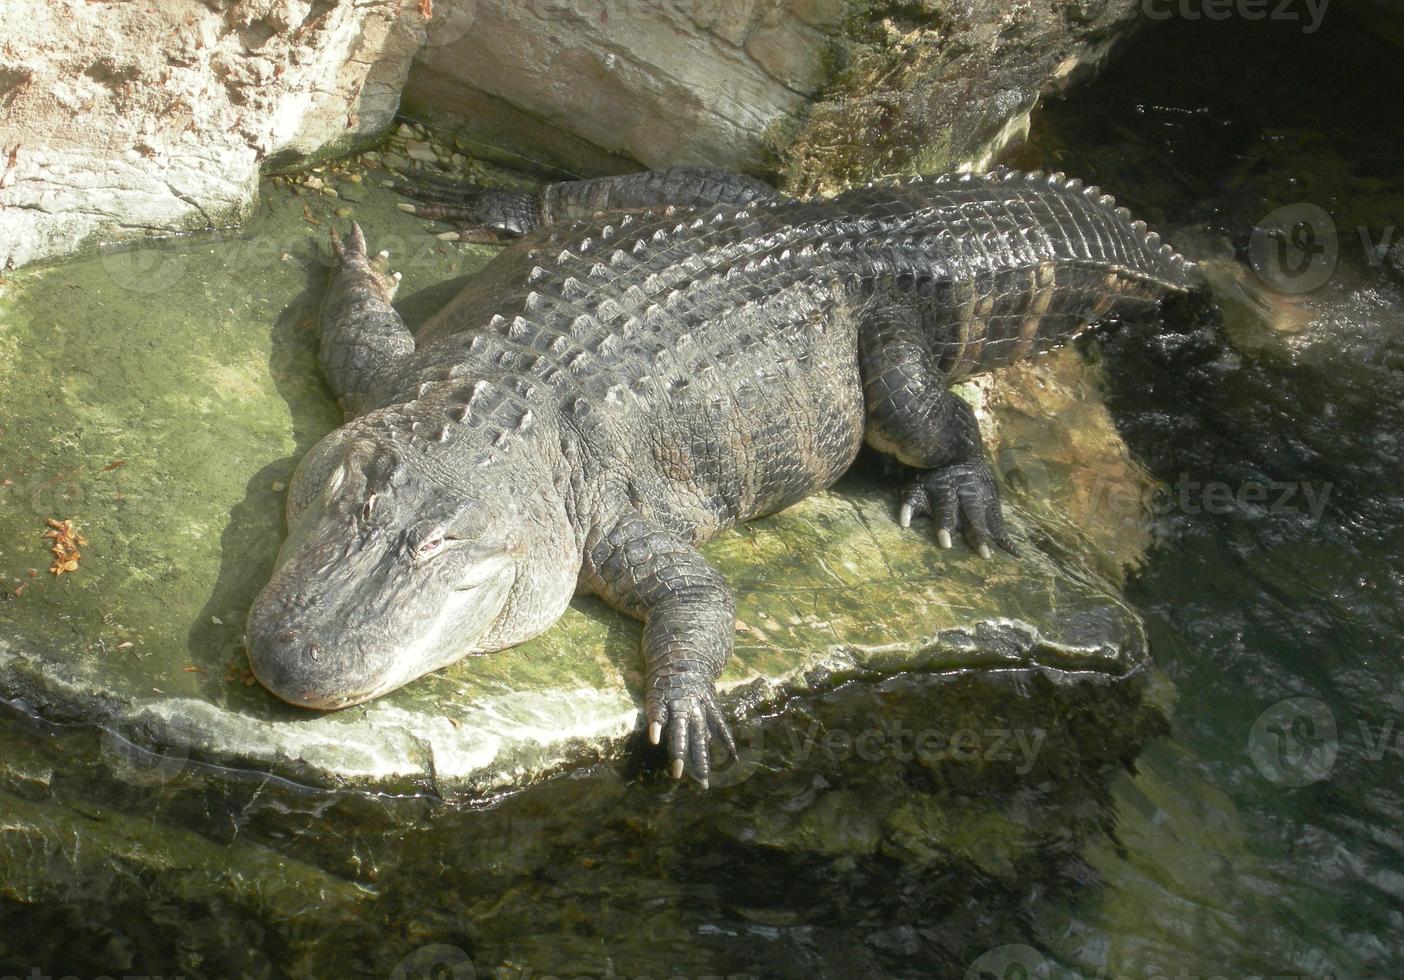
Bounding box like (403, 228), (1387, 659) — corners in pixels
(244, 165), (1195, 785)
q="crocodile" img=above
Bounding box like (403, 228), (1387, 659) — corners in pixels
(244, 165), (1195, 785)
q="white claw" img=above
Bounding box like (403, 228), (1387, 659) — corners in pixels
(937, 529), (953, 549)
(391, 271), (402, 281)
(670, 759), (684, 780)
(898, 502), (913, 528)
(978, 543), (993, 560)
(376, 249), (390, 259)
(649, 721), (662, 744)
(396, 202), (416, 213)
(698, 778), (710, 790)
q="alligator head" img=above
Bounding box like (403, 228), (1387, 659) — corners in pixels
(244, 414), (575, 709)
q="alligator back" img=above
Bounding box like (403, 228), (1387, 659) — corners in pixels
(821, 169), (1195, 380)
(386, 169), (1190, 532)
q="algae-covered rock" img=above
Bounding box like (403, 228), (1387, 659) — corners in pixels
(779, 0), (1143, 195)
(0, 157), (1156, 798)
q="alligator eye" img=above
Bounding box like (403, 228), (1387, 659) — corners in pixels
(418, 535), (444, 555)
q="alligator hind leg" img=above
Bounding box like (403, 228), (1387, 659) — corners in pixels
(321, 223), (415, 418)
(582, 510), (738, 787)
(395, 165), (780, 242)
(860, 304), (1019, 558)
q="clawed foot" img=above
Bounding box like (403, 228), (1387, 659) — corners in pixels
(329, 223), (402, 299)
(390, 172), (537, 242)
(898, 459), (1019, 558)
(646, 669), (737, 789)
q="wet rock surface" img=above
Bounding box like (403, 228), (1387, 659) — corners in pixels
(0, 155), (1157, 798)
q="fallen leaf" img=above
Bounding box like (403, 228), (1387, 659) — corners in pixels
(44, 517), (85, 575)
(302, 202), (321, 225)
(101, 460), (126, 472)
(419, 0), (433, 19)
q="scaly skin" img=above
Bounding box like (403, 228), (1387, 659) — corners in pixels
(245, 166), (1195, 786)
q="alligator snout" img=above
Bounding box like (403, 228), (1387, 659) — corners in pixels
(245, 610), (370, 710)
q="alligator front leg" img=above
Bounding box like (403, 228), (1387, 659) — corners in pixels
(394, 166), (779, 242)
(860, 304), (1019, 558)
(321, 223), (414, 418)
(582, 511), (738, 786)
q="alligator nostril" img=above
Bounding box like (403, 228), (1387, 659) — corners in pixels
(306, 642), (322, 662)
(275, 629), (299, 645)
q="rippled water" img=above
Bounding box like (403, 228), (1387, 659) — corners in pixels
(4, 11), (1404, 979)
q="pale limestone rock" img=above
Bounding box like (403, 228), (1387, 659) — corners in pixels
(0, 0), (426, 270)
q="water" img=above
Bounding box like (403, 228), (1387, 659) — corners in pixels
(4, 11), (1404, 979)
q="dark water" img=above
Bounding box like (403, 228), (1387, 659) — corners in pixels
(4, 10), (1404, 979)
